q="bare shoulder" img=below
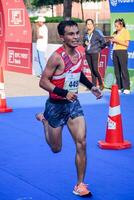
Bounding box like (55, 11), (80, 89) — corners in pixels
(46, 51), (62, 68)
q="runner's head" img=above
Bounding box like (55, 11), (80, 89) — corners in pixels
(57, 20), (80, 48)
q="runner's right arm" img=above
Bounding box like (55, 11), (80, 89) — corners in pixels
(39, 52), (77, 101)
(39, 52), (61, 92)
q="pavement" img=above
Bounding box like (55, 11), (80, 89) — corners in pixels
(4, 71), (47, 97)
(4, 70), (87, 97)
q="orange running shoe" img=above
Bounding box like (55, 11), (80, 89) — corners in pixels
(73, 182), (92, 197)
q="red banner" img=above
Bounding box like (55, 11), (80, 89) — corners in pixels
(0, 0), (32, 74)
(0, 1), (4, 67)
(6, 42), (32, 74)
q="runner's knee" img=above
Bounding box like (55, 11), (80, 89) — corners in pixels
(51, 145), (62, 153)
(76, 138), (86, 153)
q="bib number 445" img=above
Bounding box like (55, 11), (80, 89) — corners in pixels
(69, 80), (79, 88)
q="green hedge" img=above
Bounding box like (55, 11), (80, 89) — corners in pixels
(30, 16), (83, 23)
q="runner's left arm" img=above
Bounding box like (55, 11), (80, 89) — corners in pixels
(80, 72), (94, 90)
(80, 72), (103, 99)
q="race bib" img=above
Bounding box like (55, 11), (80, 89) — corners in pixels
(64, 72), (80, 93)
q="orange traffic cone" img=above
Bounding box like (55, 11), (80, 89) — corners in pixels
(98, 84), (131, 150)
(0, 67), (13, 113)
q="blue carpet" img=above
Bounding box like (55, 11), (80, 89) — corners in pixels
(0, 93), (134, 200)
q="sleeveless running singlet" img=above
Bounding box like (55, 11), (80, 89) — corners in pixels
(50, 46), (83, 100)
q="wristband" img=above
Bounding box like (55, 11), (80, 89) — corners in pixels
(80, 72), (94, 90)
(53, 87), (68, 97)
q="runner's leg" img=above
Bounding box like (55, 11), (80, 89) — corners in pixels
(36, 113), (63, 153)
(67, 116), (87, 184)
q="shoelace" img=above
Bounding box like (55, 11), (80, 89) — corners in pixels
(75, 183), (89, 193)
(80, 183), (88, 188)
(75, 183), (88, 188)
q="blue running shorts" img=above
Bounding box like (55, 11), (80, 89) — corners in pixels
(44, 98), (84, 128)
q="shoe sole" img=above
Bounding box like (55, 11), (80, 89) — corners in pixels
(73, 190), (92, 197)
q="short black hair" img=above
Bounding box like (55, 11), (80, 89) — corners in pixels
(85, 18), (94, 25)
(57, 20), (78, 36)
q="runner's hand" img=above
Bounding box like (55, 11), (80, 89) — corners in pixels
(66, 92), (77, 101)
(91, 86), (103, 99)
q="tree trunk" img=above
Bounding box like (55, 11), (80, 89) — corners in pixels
(51, 4), (54, 17)
(63, 0), (72, 20)
(80, 0), (84, 21)
(24, 0), (32, 8)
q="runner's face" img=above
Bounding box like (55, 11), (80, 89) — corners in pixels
(62, 25), (80, 47)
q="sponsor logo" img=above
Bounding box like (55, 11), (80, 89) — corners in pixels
(7, 47), (30, 68)
(8, 9), (25, 26)
(105, 73), (116, 88)
(128, 51), (134, 59)
(110, 0), (134, 6)
(110, 0), (118, 6)
(126, 24), (134, 31)
(118, 0), (134, 3)
(108, 117), (116, 130)
(110, 49), (113, 60)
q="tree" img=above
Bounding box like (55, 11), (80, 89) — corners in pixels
(79, 0), (84, 21)
(63, 0), (103, 21)
(32, 0), (63, 17)
(73, 0), (104, 21)
(26, 0), (105, 20)
(63, 0), (72, 20)
(24, 0), (32, 8)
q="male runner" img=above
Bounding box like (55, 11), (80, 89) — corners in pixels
(36, 20), (102, 197)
